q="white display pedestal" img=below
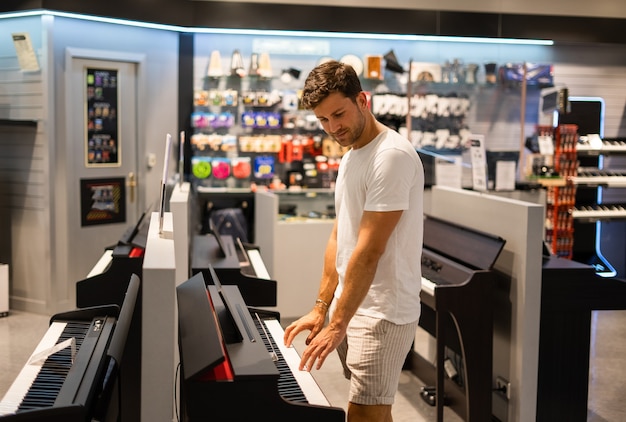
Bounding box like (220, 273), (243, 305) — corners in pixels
(254, 190), (335, 320)
(141, 212), (178, 422)
(169, 181), (192, 285)
(428, 186), (544, 422)
(1, 263), (8, 317)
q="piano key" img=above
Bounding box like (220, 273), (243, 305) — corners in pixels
(421, 276), (436, 296)
(0, 322), (67, 415)
(246, 249), (271, 280)
(572, 205), (626, 219)
(253, 318), (308, 403)
(0, 321), (93, 415)
(86, 249), (113, 278)
(261, 318), (331, 407)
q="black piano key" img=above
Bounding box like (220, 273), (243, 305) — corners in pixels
(253, 318), (309, 404)
(16, 321), (92, 412)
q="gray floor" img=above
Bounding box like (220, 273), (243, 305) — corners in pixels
(1, 310), (625, 421)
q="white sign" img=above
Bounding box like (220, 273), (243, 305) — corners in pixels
(495, 161), (517, 191)
(12, 32), (40, 72)
(469, 135), (488, 191)
(538, 134), (554, 155)
(435, 156), (462, 189)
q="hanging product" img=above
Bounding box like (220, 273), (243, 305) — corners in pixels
(230, 49), (245, 77)
(207, 50), (223, 78)
(383, 49), (405, 74)
(249, 53), (260, 76)
(258, 52), (273, 78)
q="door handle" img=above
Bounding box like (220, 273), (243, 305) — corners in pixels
(128, 172), (137, 203)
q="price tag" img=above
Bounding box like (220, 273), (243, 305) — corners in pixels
(470, 135), (488, 191)
(538, 135), (554, 155)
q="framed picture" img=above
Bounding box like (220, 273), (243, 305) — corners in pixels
(85, 68), (120, 167)
(80, 177), (126, 226)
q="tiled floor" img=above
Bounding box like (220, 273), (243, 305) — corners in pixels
(1, 309), (625, 421)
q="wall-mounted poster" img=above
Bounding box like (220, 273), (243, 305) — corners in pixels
(85, 68), (120, 167)
(80, 178), (126, 227)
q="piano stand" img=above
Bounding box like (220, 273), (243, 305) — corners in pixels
(412, 272), (495, 422)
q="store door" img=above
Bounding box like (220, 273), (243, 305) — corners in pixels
(66, 55), (140, 282)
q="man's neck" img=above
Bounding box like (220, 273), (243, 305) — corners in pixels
(353, 116), (387, 150)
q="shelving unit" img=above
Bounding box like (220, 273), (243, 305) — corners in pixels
(190, 72), (342, 192)
(571, 137), (626, 276)
(539, 124), (578, 259)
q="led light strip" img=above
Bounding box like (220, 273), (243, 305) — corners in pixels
(1, 9), (554, 45)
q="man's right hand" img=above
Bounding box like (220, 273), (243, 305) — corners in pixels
(283, 306), (327, 348)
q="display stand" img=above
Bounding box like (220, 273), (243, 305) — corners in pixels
(429, 186), (544, 422)
(254, 190), (335, 319)
(141, 212), (177, 422)
(170, 181), (192, 284)
(0, 264), (8, 317)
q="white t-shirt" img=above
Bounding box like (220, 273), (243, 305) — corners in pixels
(334, 129), (424, 324)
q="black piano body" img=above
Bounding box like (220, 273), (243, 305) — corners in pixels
(74, 216), (147, 422)
(176, 270), (345, 421)
(76, 208), (148, 310)
(191, 232), (277, 307)
(410, 215), (506, 422)
(0, 275), (140, 422)
(76, 244), (143, 310)
(537, 256), (626, 421)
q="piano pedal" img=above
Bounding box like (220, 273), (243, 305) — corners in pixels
(419, 385), (447, 407)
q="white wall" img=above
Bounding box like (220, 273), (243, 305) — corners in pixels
(0, 14), (179, 313)
(0, 16), (52, 313)
(49, 16), (179, 312)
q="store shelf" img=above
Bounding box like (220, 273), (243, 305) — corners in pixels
(572, 137), (626, 276)
(538, 124), (578, 259)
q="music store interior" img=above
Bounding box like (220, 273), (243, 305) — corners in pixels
(0, 1), (625, 421)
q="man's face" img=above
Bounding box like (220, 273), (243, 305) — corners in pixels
(313, 92), (368, 149)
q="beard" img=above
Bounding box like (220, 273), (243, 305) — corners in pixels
(330, 106), (367, 148)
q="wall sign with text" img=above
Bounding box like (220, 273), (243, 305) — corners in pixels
(85, 68), (120, 167)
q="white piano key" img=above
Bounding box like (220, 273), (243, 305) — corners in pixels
(0, 322), (67, 415)
(86, 249), (113, 278)
(246, 249), (271, 280)
(571, 206), (626, 219)
(572, 176), (626, 188)
(421, 276), (436, 296)
(263, 319), (330, 407)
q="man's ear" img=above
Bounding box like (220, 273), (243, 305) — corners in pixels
(357, 91), (368, 109)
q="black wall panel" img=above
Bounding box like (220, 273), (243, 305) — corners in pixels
(0, 0), (624, 44)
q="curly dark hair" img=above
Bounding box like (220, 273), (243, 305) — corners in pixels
(300, 60), (363, 110)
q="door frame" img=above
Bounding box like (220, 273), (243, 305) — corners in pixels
(65, 47), (147, 207)
(61, 48), (147, 307)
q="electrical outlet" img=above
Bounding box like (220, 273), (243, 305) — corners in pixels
(496, 376), (511, 400)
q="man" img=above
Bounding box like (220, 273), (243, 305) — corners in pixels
(284, 60), (424, 422)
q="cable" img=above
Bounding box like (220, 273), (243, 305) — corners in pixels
(174, 361), (181, 422)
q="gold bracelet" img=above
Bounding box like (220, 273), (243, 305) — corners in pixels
(315, 298), (330, 310)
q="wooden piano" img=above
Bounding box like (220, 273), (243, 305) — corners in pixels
(176, 269), (345, 421)
(191, 229), (277, 307)
(410, 215), (506, 422)
(0, 274), (140, 421)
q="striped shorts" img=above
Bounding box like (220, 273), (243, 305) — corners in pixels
(336, 313), (418, 405)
